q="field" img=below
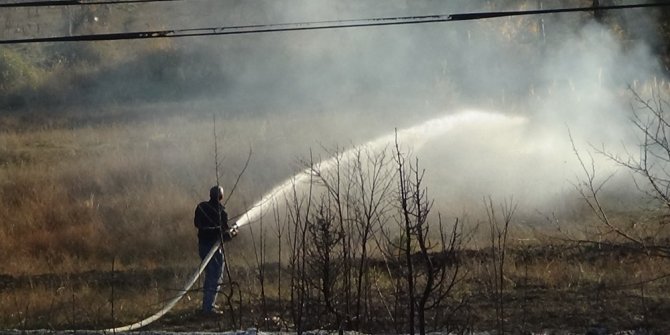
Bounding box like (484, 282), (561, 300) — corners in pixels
(0, 109), (385, 274)
(1, 103), (670, 334)
(2, 1), (670, 333)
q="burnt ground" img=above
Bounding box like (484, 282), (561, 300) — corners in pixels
(2, 244), (670, 334)
(142, 283), (670, 334)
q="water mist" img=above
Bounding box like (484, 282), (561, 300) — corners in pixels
(235, 109), (526, 228)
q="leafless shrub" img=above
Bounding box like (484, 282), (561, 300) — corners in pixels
(570, 87), (670, 258)
(484, 197), (517, 335)
(375, 134), (466, 335)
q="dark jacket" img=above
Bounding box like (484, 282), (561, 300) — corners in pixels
(194, 200), (230, 243)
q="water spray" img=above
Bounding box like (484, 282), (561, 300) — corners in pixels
(235, 110), (526, 229)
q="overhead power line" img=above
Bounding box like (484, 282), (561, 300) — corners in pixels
(448, 1), (670, 20)
(0, 0), (182, 7)
(1, 2), (669, 44)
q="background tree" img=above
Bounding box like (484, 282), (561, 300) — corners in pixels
(383, 136), (466, 335)
(572, 88), (670, 258)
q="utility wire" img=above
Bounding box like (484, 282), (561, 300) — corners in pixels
(1, 2), (669, 44)
(0, 0), (183, 7)
(450, 1), (670, 20)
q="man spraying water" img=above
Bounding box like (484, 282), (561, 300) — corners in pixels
(194, 185), (239, 315)
(101, 110), (524, 331)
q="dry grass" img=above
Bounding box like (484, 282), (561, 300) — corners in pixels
(0, 110), (388, 275)
(0, 116), (222, 274)
(0, 266), (201, 330)
(3, 237), (670, 331)
(2, 108), (670, 332)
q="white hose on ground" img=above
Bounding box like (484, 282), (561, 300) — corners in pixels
(102, 240), (221, 332)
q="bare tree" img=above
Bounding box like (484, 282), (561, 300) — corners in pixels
(393, 138), (417, 335)
(350, 147), (395, 327)
(307, 146), (354, 329)
(570, 87), (670, 259)
(388, 134), (466, 335)
(484, 197), (516, 335)
(302, 146), (396, 330)
(276, 141), (467, 333)
(285, 173), (312, 333)
(613, 89), (670, 211)
(248, 213), (269, 328)
(272, 202), (286, 322)
(305, 198), (345, 331)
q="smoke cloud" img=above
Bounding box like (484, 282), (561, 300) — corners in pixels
(2, 0), (668, 217)
(184, 0), (667, 215)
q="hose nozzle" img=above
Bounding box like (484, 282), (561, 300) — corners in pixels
(229, 223), (239, 237)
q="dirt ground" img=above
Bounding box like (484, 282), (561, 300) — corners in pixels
(141, 285), (670, 334)
(2, 245), (670, 334)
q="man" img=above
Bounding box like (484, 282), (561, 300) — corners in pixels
(194, 185), (238, 315)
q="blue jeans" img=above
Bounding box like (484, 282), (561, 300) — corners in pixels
(199, 239), (223, 312)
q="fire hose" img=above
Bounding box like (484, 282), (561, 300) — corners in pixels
(103, 224), (238, 332)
